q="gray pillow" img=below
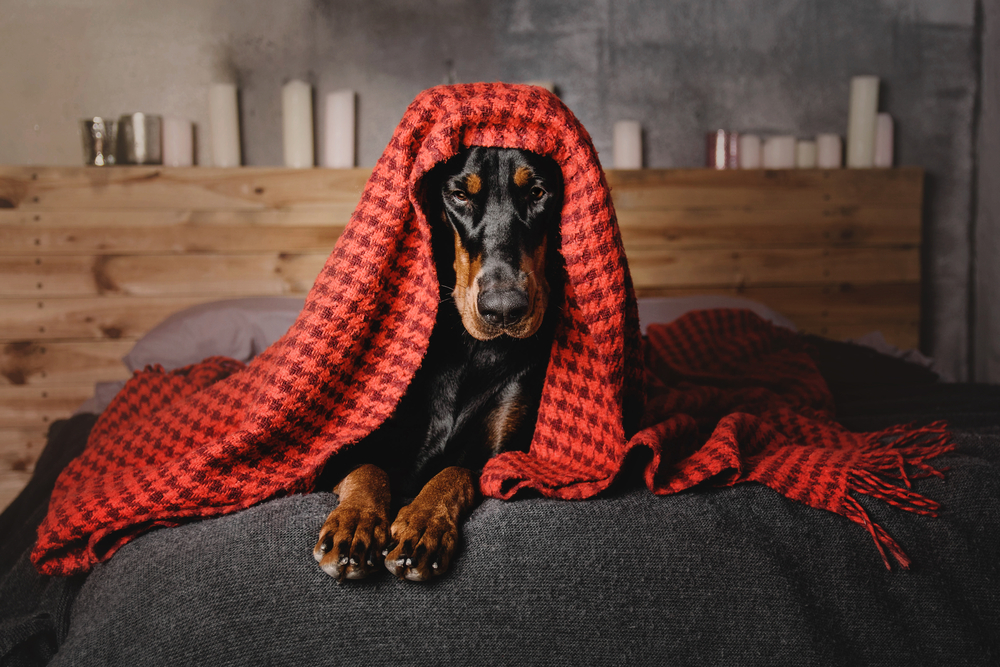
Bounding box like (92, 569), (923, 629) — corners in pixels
(122, 297), (304, 372)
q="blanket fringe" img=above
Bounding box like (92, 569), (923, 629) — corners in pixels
(842, 421), (954, 569)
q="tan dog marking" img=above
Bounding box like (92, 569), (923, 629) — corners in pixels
(486, 388), (529, 456)
(452, 230), (550, 340)
(513, 166), (533, 188)
(465, 173), (482, 195)
(384, 466), (478, 581)
(313, 464), (391, 582)
(505, 236), (549, 338)
(451, 231), (493, 340)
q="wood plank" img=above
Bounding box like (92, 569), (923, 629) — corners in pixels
(606, 167), (924, 209)
(0, 207), (352, 228)
(1, 340), (132, 387)
(0, 222), (345, 255)
(0, 207), (918, 255)
(627, 246), (919, 289)
(0, 385), (94, 429)
(0, 166), (922, 211)
(616, 206), (921, 248)
(0, 246), (914, 298)
(0, 252), (328, 297)
(0, 427), (47, 473)
(0, 166), (370, 210)
(0, 295), (240, 341)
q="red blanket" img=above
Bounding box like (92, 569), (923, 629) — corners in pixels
(32, 83), (951, 576)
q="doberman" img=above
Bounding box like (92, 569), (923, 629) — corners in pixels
(313, 147), (564, 582)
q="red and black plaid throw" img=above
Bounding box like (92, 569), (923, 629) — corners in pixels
(32, 83), (951, 576)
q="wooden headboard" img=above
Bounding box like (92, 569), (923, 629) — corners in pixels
(0, 165), (923, 508)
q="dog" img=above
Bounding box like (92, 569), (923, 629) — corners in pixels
(313, 146), (564, 582)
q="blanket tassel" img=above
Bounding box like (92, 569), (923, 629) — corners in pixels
(842, 421), (954, 570)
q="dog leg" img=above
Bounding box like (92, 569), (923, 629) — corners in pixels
(313, 464), (391, 582)
(384, 466), (478, 581)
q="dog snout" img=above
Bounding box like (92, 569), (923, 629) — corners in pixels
(477, 287), (529, 327)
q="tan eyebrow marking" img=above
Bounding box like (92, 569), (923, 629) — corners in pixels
(513, 167), (533, 188)
(465, 173), (482, 195)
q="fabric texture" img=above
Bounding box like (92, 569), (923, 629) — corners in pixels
(33, 83), (951, 577)
(33, 82), (643, 576)
(43, 427), (1000, 666)
(5, 343), (997, 666)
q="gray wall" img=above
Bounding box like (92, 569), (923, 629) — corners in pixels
(975, 0), (1000, 382)
(0, 0), (990, 381)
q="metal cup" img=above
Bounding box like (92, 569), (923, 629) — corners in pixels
(81, 117), (118, 166)
(117, 112), (163, 164)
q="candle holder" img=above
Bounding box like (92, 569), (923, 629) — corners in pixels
(117, 113), (162, 165)
(81, 117), (118, 166)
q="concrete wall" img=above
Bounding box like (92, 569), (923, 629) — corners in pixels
(0, 0), (987, 381)
(975, 0), (1000, 381)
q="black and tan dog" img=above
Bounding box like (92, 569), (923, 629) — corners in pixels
(313, 147), (564, 581)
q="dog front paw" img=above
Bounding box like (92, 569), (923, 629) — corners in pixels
(384, 503), (459, 582)
(314, 504), (388, 582)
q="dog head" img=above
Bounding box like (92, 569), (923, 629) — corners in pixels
(426, 147), (563, 340)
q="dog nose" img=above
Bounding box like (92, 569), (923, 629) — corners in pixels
(477, 289), (529, 327)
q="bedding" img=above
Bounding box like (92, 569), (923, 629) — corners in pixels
(1, 353), (998, 664)
(1, 295), (998, 664)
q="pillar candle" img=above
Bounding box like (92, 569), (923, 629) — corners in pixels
(162, 116), (194, 167)
(847, 75), (879, 168)
(322, 90), (356, 168)
(706, 130), (739, 169)
(762, 136), (796, 168)
(816, 134), (843, 168)
(874, 113), (894, 168)
(613, 121), (642, 169)
(796, 140), (817, 168)
(738, 134), (761, 169)
(282, 79), (314, 168)
(208, 83), (241, 167)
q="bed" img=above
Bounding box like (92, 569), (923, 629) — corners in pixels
(1, 164), (997, 664)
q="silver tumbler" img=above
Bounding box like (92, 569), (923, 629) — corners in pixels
(81, 117), (118, 166)
(117, 112), (163, 165)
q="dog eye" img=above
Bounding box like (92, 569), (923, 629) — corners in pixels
(530, 186), (546, 201)
(451, 190), (468, 202)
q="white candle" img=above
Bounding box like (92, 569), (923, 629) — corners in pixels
(322, 90), (356, 168)
(874, 113), (894, 168)
(762, 135), (796, 168)
(738, 134), (761, 168)
(282, 79), (314, 168)
(613, 121), (642, 169)
(706, 130), (739, 169)
(847, 75), (879, 168)
(162, 116), (193, 167)
(796, 140), (817, 168)
(816, 134), (843, 168)
(208, 83), (241, 167)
